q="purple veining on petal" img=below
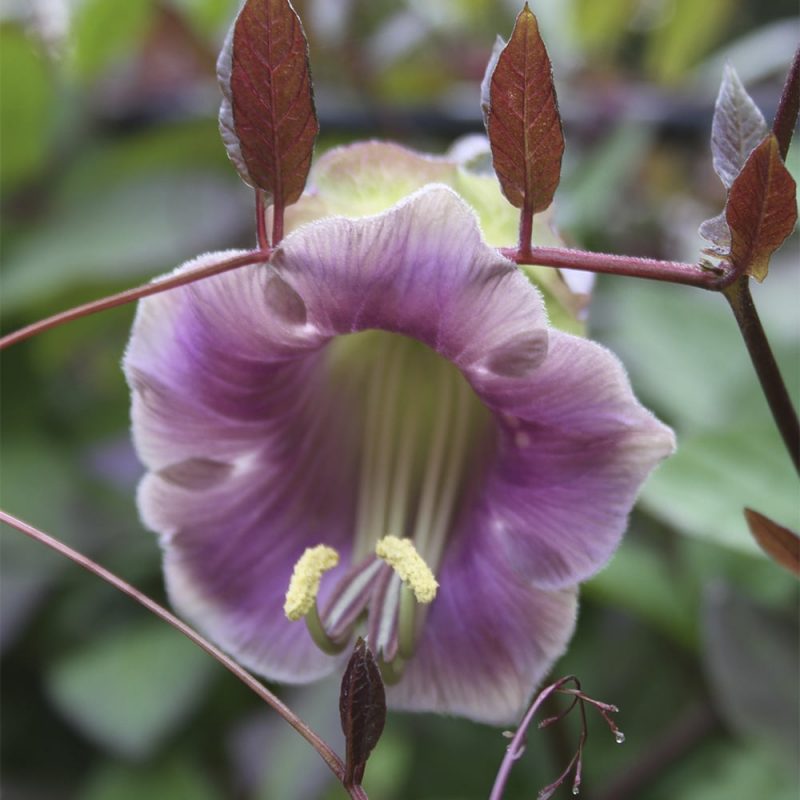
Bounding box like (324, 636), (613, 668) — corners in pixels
(125, 187), (673, 718)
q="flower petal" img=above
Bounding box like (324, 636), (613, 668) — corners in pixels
(126, 188), (543, 685)
(125, 185), (672, 704)
(272, 185), (548, 371)
(387, 536), (577, 725)
(462, 331), (676, 590)
(125, 253), (357, 681)
(141, 468), (352, 683)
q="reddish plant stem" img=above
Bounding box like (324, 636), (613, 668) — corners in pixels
(489, 676), (579, 800)
(0, 509), (368, 800)
(0, 244), (730, 353)
(518, 200), (534, 259)
(501, 246), (728, 289)
(272, 199), (285, 246)
(711, 51), (800, 476)
(723, 277), (800, 473)
(772, 45), (800, 161)
(0, 249), (271, 350)
(256, 190), (269, 248)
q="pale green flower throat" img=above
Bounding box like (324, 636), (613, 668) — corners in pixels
(284, 331), (491, 679)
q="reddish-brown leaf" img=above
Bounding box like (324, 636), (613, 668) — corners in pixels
(744, 508), (800, 577)
(218, 0), (318, 208)
(486, 3), (564, 213)
(726, 134), (797, 281)
(339, 638), (386, 787)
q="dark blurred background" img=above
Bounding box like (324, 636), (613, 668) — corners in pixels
(1, 1), (798, 798)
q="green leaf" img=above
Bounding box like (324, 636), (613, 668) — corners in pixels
(642, 424), (799, 554)
(557, 123), (651, 235)
(649, 739), (798, 800)
(81, 760), (220, 800)
(47, 621), (215, 759)
(591, 273), (798, 554)
(571, 0), (639, 56)
(0, 26), (54, 190)
(702, 584), (799, 764)
(2, 171), (249, 314)
(70, 0), (156, 80)
(646, 0), (734, 83)
(585, 539), (697, 647)
(485, 3), (564, 213)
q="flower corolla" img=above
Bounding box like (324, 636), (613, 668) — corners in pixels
(125, 142), (674, 724)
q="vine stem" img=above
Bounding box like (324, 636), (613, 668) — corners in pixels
(518, 200), (534, 259)
(488, 676), (578, 800)
(273, 198), (285, 246)
(715, 49), (800, 475)
(0, 245), (730, 353)
(0, 249), (271, 350)
(0, 509), (368, 800)
(723, 278), (800, 473)
(772, 45), (800, 161)
(501, 246), (728, 289)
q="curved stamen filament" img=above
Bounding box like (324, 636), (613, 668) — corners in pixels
(411, 364), (454, 559)
(323, 557), (384, 636)
(366, 338), (407, 550)
(313, 331), (491, 665)
(397, 583), (418, 659)
(353, 350), (389, 558)
(305, 604), (351, 655)
(371, 570), (402, 663)
(425, 368), (473, 570)
(387, 397), (421, 538)
(376, 535), (438, 660)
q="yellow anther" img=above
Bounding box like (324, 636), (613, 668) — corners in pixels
(283, 545), (340, 621)
(375, 536), (438, 604)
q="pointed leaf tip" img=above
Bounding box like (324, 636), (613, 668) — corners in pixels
(744, 508), (800, 577)
(700, 65), (772, 254)
(339, 638), (386, 786)
(485, 3), (564, 213)
(711, 64), (769, 190)
(218, 0), (318, 207)
(726, 133), (797, 281)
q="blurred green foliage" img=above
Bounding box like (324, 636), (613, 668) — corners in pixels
(1, 1), (798, 799)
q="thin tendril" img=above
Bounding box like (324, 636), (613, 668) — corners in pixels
(0, 509), (368, 800)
